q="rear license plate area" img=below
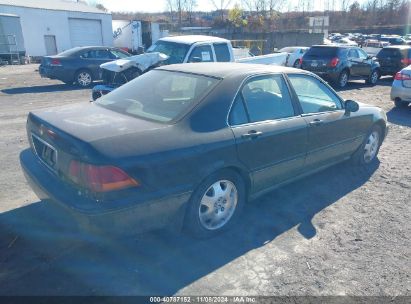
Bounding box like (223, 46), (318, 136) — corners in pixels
(31, 133), (57, 171)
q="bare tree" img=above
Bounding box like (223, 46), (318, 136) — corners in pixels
(210, 0), (232, 20)
(166, 0), (185, 25)
(184, 0), (198, 25)
(341, 0), (353, 11)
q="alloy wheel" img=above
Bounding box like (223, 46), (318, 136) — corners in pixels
(198, 180), (238, 230)
(77, 72), (92, 87)
(363, 131), (380, 163)
(371, 71), (379, 84)
(339, 72), (348, 87)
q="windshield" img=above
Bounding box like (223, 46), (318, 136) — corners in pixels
(96, 70), (220, 122)
(147, 41), (190, 64)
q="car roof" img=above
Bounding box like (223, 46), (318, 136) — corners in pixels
(384, 45), (411, 49)
(280, 46), (309, 51)
(158, 62), (309, 79)
(158, 35), (229, 45)
(311, 44), (354, 49)
(65, 46), (112, 52)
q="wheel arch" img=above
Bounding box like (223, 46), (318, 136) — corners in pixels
(342, 67), (350, 76)
(191, 165), (252, 204)
(374, 119), (387, 141)
(74, 68), (93, 80)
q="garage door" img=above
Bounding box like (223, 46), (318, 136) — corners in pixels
(69, 18), (103, 47)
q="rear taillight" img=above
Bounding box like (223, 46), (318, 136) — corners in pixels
(50, 58), (61, 66)
(401, 58), (411, 65)
(394, 72), (411, 80)
(68, 160), (139, 192)
(298, 58), (303, 65)
(329, 57), (339, 67)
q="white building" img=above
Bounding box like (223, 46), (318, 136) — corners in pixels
(0, 0), (113, 57)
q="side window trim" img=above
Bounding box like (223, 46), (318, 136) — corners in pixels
(285, 73), (345, 114)
(227, 73), (299, 127)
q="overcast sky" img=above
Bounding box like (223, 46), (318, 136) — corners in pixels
(89, 0), (336, 13)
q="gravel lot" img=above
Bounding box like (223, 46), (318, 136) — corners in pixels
(0, 64), (410, 297)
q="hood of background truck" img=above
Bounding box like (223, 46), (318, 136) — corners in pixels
(100, 52), (169, 73)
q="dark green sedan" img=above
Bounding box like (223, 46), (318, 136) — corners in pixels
(21, 63), (387, 238)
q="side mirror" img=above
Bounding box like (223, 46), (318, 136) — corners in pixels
(345, 99), (359, 113)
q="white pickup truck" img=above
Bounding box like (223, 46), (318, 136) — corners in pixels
(92, 35), (287, 100)
(362, 40), (390, 56)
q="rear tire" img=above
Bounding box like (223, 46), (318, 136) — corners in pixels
(75, 69), (93, 88)
(293, 60), (300, 68)
(336, 70), (349, 88)
(184, 170), (245, 238)
(351, 125), (382, 166)
(366, 69), (379, 85)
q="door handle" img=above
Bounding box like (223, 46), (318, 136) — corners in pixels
(241, 130), (263, 139)
(309, 119), (324, 126)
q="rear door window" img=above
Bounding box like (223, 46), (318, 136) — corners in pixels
(236, 74), (295, 123)
(213, 43), (231, 62)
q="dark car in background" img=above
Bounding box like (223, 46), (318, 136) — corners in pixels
(376, 46), (411, 76)
(20, 63), (387, 238)
(301, 45), (380, 88)
(39, 46), (130, 87)
(379, 36), (407, 45)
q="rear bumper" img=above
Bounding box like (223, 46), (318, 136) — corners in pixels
(390, 82), (411, 102)
(302, 67), (340, 82)
(20, 149), (191, 235)
(39, 66), (73, 83)
(379, 66), (402, 76)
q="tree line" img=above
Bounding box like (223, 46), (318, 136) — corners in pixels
(100, 0), (411, 33)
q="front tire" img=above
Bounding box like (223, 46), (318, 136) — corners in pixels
(185, 170), (245, 238)
(394, 98), (408, 108)
(92, 90), (102, 101)
(352, 125), (382, 165)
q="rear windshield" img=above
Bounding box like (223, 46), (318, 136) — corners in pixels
(96, 70), (220, 123)
(57, 47), (83, 57)
(377, 48), (405, 58)
(305, 47), (339, 57)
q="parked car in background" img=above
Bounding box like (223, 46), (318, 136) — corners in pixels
(20, 63), (387, 237)
(39, 46), (131, 87)
(376, 45), (411, 76)
(301, 45), (381, 88)
(92, 35), (288, 100)
(279, 46), (310, 68)
(334, 37), (358, 46)
(391, 65), (411, 107)
(379, 36), (407, 45)
(362, 39), (389, 56)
